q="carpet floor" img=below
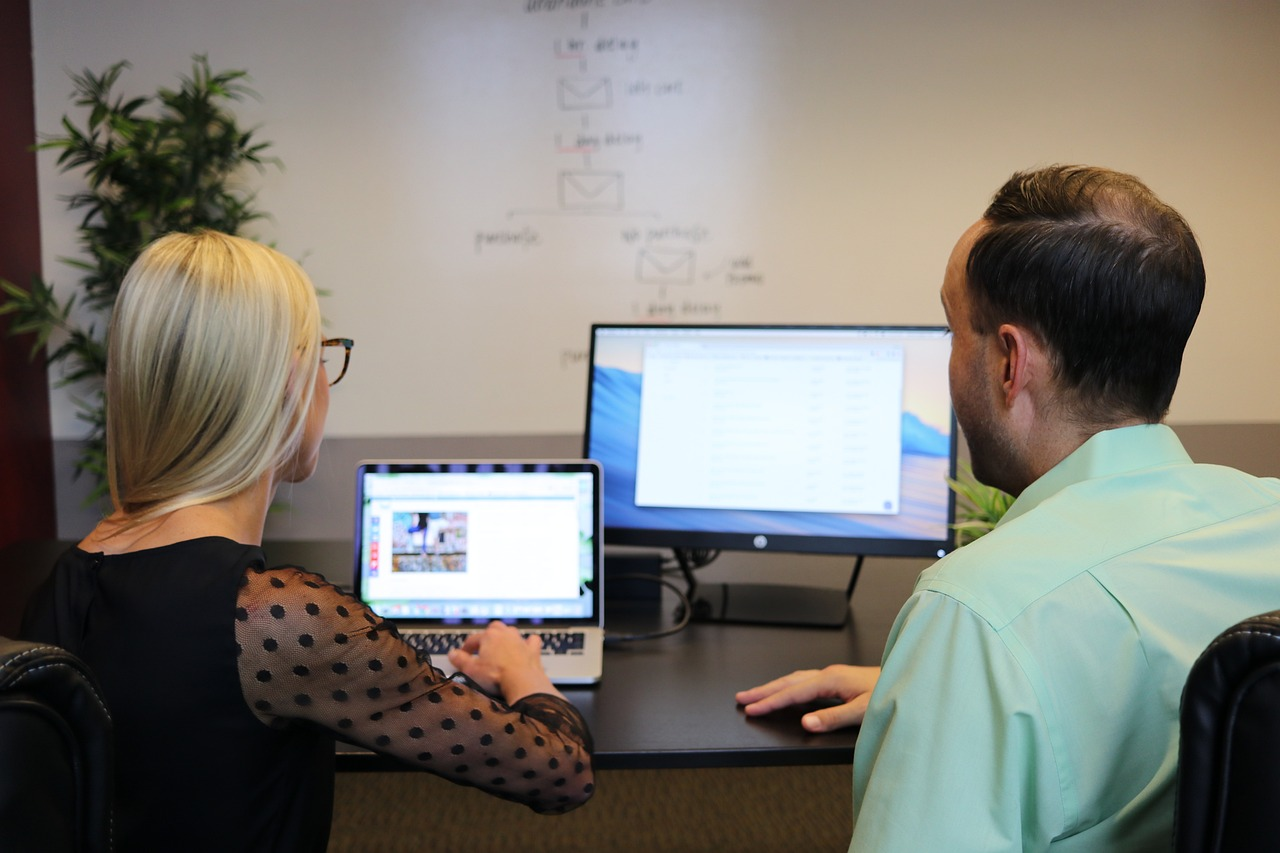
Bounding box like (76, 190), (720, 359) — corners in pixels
(330, 764), (853, 852)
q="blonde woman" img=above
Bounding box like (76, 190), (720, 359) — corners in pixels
(22, 231), (593, 852)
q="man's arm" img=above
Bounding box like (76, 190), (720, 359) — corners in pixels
(851, 590), (1063, 851)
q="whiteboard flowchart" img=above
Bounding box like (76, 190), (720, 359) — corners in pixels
(475, 5), (766, 325)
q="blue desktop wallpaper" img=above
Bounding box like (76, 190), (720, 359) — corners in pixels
(587, 365), (953, 542)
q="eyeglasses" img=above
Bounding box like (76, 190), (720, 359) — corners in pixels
(321, 338), (354, 386)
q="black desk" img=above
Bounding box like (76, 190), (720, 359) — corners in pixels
(338, 607), (868, 772)
(2, 539), (919, 772)
(328, 554), (919, 772)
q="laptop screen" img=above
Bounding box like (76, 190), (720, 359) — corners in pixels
(354, 461), (602, 625)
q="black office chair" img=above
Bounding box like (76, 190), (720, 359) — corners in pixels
(0, 637), (114, 853)
(1175, 610), (1280, 853)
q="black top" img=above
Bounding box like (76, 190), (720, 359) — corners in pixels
(21, 538), (594, 852)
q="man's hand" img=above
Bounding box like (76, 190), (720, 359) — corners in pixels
(735, 665), (881, 733)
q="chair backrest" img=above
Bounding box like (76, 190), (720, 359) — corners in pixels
(1176, 610), (1280, 853)
(0, 637), (114, 853)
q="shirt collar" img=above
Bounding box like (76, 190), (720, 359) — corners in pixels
(998, 423), (1192, 527)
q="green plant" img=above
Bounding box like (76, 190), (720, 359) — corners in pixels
(0, 55), (280, 502)
(948, 460), (1014, 546)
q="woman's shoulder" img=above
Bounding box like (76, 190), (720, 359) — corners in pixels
(238, 561), (370, 620)
(243, 561), (346, 593)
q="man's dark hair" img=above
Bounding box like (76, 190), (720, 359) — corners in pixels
(966, 165), (1205, 424)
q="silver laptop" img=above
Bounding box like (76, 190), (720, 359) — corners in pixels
(352, 460), (604, 685)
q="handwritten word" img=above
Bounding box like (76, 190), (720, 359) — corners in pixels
(626, 80), (684, 96)
(596, 38), (640, 53)
(474, 228), (541, 254)
(574, 132), (643, 150)
(560, 349), (589, 369)
(726, 256), (763, 285)
(527, 0), (649, 10)
(681, 301), (721, 317)
(646, 225), (710, 243)
(527, 0), (605, 12)
(633, 301), (722, 319)
(633, 301), (673, 319)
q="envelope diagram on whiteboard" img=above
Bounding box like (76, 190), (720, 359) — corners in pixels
(636, 248), (696, 284)
(558, 77), (612, 111)
(559, 170), (624, 211)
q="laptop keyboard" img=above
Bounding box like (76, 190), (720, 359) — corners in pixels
(402, 631), (586, 657)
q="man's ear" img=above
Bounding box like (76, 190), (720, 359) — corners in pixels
(996, 323), (1038, 408)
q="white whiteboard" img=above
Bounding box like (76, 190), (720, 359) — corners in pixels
(32, 0), (1280, 439)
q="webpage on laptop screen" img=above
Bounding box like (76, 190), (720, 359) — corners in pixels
(359, 471), (595, 621)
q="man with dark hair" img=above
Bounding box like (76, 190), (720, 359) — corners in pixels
(738, 166), (1280, 851)
(972, 167), (1205, 429)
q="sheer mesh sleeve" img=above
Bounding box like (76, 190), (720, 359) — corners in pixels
(234, 565), (594, 814)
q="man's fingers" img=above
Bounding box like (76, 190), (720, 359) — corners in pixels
(800, 694), (870, 733)
(739, 678), (829, 717)
(735, 669), (820, 706)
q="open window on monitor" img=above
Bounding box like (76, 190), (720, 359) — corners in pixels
(584, 323), (958, 628)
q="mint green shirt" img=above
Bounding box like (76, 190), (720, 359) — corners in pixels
(852, 424), (1280, 851)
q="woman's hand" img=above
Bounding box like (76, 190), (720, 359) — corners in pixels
(447, 621), (562, 704)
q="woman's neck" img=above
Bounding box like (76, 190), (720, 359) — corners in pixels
(81, 475), (274, 555)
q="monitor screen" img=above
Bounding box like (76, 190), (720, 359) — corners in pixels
(584, 324), (958, 558)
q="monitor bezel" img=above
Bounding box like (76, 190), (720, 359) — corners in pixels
(582, 323), (959, 559)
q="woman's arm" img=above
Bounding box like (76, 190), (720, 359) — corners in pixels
(234, 565), (594, 814)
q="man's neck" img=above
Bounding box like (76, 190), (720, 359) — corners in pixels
(1019, 417), (1150, 493)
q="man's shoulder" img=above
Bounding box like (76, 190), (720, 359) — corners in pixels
(917, 519), (1081, 629)
(922, 460), (1280, 627)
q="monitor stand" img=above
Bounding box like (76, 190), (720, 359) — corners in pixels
(674, 551), (864, 629)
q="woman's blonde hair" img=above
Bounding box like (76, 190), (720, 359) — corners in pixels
(106, 230), (321, 521)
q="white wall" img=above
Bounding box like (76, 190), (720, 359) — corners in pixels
(31, 0), (1280, 447)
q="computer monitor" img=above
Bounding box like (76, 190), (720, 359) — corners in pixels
(583, 323), (958, 626)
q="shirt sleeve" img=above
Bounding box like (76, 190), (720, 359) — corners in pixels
(233, 564), (594, 814)
(850, 590), (1065, 851)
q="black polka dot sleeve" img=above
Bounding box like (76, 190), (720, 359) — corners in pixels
(234, 565), (595, 814)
